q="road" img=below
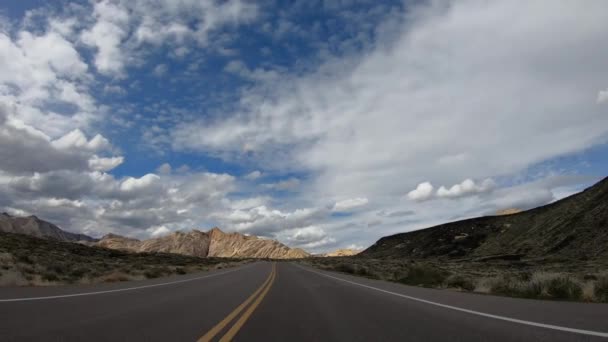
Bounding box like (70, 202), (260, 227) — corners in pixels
(1, 261), (607, 341)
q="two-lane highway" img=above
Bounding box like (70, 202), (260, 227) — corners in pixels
(1, 262), (607, 341)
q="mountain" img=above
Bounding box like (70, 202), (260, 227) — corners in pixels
(97, 227), (310, 259)
(322, 249), (362, 257)
(0, 213), (96, 242)
(362, 176), (608, 261)
(495, 208), (522, 216)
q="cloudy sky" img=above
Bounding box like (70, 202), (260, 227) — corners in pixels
(1, 0), (607, 253)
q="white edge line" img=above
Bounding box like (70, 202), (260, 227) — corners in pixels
(294, 264), (608, 338)
(0, 263), (254, 302)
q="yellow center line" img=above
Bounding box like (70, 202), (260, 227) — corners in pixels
(198, 263), (276, 342)
(218, 263), (276, 342)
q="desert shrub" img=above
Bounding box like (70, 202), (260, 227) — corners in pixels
(490, 274), (573, 299)
(42, 272), (59, 281)
(489, 276), (520, 296)
(131, 262), (146, 270)
(16, 254), (33, 264)
(584, 274), (598, 281)
(176, 267), (186, 275)
(100, 272), (131, 282)
(545, 277), (582, 300)
(69, 267), (88, 279)
(334, 263), (357, 274)
(594, 276), (608, 302)
(446, 275), (475, 291)
(398, 265), (448, 287)
(143, 267), (170, 279)
(48, 263), (68, 274)
(512, 280), (543, 298)
(143, 269), (162, 279)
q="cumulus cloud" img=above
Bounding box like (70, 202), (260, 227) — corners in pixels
(0, 25), (96, 139)
(217, 206), (329, 237)
(407, 182), (434, 202)
(157, 163), (172, 175)
(244, 170), (262, 180)
(148, 225), (171, 238)
(80, 0), (130, 75)
(276, 226), (336, 250)
(0, 168), (238, 238)
(80, 0), (258, 75)
(88, 155), (124, 172)
(52, 129), (110, 151)
(120, 174), (161, 192)
(0, 110), (120, 174)
(333, 197), (369, 211)
(436, 178), (495, 199)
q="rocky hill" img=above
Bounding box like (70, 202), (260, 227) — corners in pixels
(362, 176), (608, 261)
(322, 249), (361, 257)
(97, 227), (310, 259)
(0, 213), (96, 242)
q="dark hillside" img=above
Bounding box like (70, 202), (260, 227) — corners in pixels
(362, 177), (608, 261)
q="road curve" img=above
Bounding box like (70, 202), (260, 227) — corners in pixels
(1, 261), (607, 341)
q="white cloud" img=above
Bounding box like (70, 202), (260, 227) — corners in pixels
(80, 0), (130, 75)
(0, 25), (96, 139)
(276, 226), (336, 250)
(244, 170), (262, 180)
(80, 0), (258, 75)
(407, 182), (434, 202)
(51, 129), (110, 151)
(218, 205), (328, 237)
(153, 64), (168, 77)
(148, 225), (171, 237)
(88, 155), (124, 172)
(436, 178), (495, 199)
(0, 107), (120, 174)
(598, 88), (608, 104)
(120, 174), (161, 192)
(333, 197), (369, 211)
(0, 166), (239, 238)
(157, 163), (172, 175)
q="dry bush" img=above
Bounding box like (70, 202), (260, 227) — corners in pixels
(0, 270), (29, 286)
(545, 277), (582, 300)
(398, 264), (449, 287)
(487, 272), (583, 300)
(446, 274), (475, 291)
(594, 276), (608, 302)
(98, 272), (138, 283)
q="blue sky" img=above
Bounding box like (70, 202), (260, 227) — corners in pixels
(1, 0), (607, 253)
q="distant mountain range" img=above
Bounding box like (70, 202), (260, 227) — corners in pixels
(0, 213), (97, 242)
(0, 213), (309, 259)
(97, 228), (309, 259)
(362, 176), (608, 261)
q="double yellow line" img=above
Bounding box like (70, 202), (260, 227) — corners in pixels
(198, 263), (277, 342)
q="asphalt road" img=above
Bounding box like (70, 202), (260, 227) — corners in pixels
(1, 261), (607, 341)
